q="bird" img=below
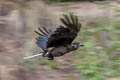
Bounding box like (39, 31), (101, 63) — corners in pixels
(34, 13), (84, 60)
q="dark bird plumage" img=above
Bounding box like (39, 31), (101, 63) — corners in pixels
(35, 13), (84, 60)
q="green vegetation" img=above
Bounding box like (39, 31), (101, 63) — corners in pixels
(73, 28), (120, 80)
(39, 59), (59, 70)
(72, 6), (120, 80)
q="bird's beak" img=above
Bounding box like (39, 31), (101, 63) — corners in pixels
(79, 43), (84, 47)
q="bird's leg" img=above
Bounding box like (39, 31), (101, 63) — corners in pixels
(42, 49), (49, 57)
(24, 52), (43, 60)
(41, 49), (54, 60)
(42, 52), (47, 57)
(47, 53), (54, 60)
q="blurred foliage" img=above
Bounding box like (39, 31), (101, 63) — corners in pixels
(71, 5), (120, 80)
(49, 0), (111, 2)
(38, 59), (59, 70)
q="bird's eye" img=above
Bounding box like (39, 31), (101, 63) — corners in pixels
(73, 44), (78, 48)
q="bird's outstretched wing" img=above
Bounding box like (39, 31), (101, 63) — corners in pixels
(35, 14), (81, 49)
(47, 14), (81, 48)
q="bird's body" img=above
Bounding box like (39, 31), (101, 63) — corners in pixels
(49, 45), (74, 56)
(35, 13), (84, 60)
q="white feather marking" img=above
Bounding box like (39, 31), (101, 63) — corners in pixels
(45, 52), (49, 56)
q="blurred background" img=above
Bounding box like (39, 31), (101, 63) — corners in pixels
(0, 0), (120, 80)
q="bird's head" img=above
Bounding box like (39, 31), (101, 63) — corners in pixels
(72, 42), (84, 50)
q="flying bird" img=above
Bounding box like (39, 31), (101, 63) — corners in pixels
(24, 13), (84, 60)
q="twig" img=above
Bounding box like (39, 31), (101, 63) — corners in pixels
(24, 52), (43, 60)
